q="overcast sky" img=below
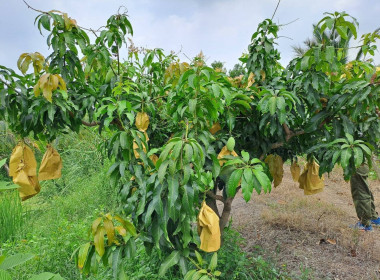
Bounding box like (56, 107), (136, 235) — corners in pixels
(0, 0), (379, 72)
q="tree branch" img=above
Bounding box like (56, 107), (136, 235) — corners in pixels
(0, 78), (22, 95)
(271, 0), (281, 20)
(206, 191), (225, 203)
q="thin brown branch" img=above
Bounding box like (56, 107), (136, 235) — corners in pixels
(149, 94), (168, 103)
(23, 0), (47, 14)
(23, 0), (105, 34)
(271, 0), (281, 21)
(279, 18), (300, 27)
(262, 114), (334, 159)
(0, 78), (22, 94)
(206, 191), (225, 203)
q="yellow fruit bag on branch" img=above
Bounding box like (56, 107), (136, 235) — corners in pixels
(38, 145), (62, 181)
(133, 132), (149, 160)
(9, 143), (37, 177)
(264, 154), (284, 187)
(209, 122), (221, 135)
(197, 202), (221, 252)
(9, 143), (40, 201)
(298, 160), (324, 195)
(217, 146), (238, 166)
(135, 112), (150, 132)
(290, 161), (301, 182)
(13, 165), (40, 201)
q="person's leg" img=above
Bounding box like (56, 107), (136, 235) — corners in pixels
(370, 191), (378, 220)
(350, 173), (372, 226)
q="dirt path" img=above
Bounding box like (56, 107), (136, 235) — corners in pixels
(227, 166), (380, 280)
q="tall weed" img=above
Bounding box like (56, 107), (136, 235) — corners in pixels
(0, 190), (25, 243)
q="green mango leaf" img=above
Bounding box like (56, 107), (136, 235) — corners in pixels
(357, 143), (371, 156)
(276, 96), (285, 112)
(168, 177), (179, 208)
(226, 169), (243, 197)
(336, 26), (348, 40)
(332, 150), (341, 165)
(0, 253), (34, 270)
(183, 144), (193, 164)
(345, 133), (354, 144)
(241, 169), (254, 202)
(184, 270), (197, 280)
(189, 99), (197, 114)
(195, 251), (203, 265)
(158, 251), (181, 277)
(158, 161), (169, 183)
(252, 170), (271, 193)
(353, 147), (363, 168)
(112, 247), (123, 279)
(340, 148), (352, 169)
(208, 253), (218, 271)
(182, 164), (191, 185)
(325, 46), (334, 63)
(268, 97), (276, 115)
(29, 272), (63, 280)
(0, 182), (19, 191)
(77, 242), (91, 269)
(210, 154), (221, 178)
(120, 132), (128, 149)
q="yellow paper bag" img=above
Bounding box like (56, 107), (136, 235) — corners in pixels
(38, 145), (62, 181)
(217, 146), (238, 166)
(13, 162), (40, 201)
(197, 202), (221, 252)
(305, 161), (324, 195)
(209, 122), (221, 135)
(135, 112), (150, 132)
(133, 132), (149, 160)
(264, 154), (284, 187)
(290, 161), (301, 182)
(298, 161), (324, 195)
(9, 143), (37, 177)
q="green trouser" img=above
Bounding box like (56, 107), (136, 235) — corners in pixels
(350, 171), (378, 226)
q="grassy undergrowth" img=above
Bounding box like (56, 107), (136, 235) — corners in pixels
(0, 128), (297, 279)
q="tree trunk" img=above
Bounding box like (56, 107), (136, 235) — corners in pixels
(206, 197), (220, 217)
(219, 197), (233, 230)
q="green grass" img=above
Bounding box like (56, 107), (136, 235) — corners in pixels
(0, 190), (25, 243)
(0, 129), (118, 279)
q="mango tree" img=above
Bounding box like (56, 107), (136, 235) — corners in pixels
(0, 4), (379, 278)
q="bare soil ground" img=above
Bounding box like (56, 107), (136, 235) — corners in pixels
(227, 165), (380, 280)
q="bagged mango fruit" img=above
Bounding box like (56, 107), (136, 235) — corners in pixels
(197, 201), (221, 252)
(209, 122), (221, 135)
(298, 160), (324, 195)
(149, 154), (159, 165)
(13, 165), (41, 201)
(135, 112), (149, 132)
(9, 142), (39, 201)
(9, 143), (37, 177)
(38, 145), (62, 181)
(264, 154), (284, 187)
(217, 146), (238, 166)
(290, 161), (301, 182)
(133, 132), (149, 159)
